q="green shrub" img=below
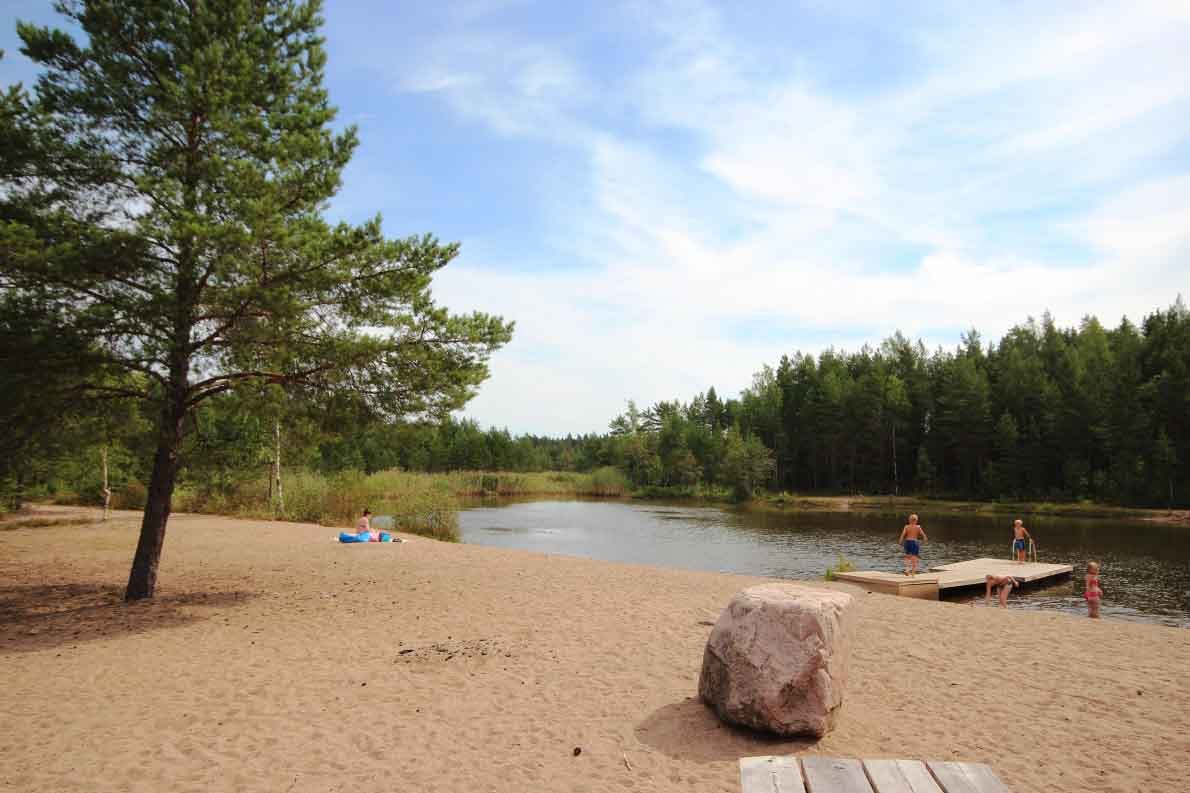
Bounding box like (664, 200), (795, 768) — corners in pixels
(824, 554), (857, 581)
(588, 466), (629, 496)
(434, 469), (627, 498)
(113, 480), (148, 510)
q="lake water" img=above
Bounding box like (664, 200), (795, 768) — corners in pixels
(457, 499), (1190, 628)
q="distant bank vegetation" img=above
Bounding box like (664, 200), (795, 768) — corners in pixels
(51, 469), (633, 542)
(167, 469), (629, 541)
(6, 302), (1189, 522)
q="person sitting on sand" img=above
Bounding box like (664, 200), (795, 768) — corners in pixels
(1085, 561), (1103, 619)
(357, 508), (374, 539)
(985, 574), (1022, 608)
(1012, 519), (1032, 563)
(898, 514), (928, 576)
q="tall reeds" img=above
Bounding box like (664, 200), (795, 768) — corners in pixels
(173, 469), (461, 541)
(441, 467), (629, 497)
(118, 467), (633, 542)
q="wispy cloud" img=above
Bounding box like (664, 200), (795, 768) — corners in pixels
(392, 31), (595, 142)
(343, 0), (1190, 433)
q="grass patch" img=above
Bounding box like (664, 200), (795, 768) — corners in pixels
(824, 554), (857, 582)
(441, 468), (629, 497)
(630, 483), (732, 501)
(0, 515), (97, 531)
(754, 493), (1157, 520)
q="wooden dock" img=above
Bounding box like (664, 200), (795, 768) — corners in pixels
(737, 752), (1009, 790)
(741, 756), (1011, 792)
(833, 558), (1073, 600)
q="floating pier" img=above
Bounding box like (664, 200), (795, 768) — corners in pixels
(834, 558), (1073, 600)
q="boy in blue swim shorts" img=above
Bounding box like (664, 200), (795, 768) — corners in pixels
(898, 514), (928, 576)
(1012, 519), (1032, 563)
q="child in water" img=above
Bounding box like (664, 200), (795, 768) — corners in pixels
(898, 514), (928, 576)
(984, 574), (1021, 608)
(1012, 519), (1033, 563)
(1085, 561), (1103, 619)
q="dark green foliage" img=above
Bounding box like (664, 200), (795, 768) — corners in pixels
(471, 298), (1181, 507)
(721, 428), (775, 501)
(733, 302), (1190, 507)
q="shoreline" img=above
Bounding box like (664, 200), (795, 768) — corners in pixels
(16, 486), (1187, 533)
(748, 494), (1188, 523)
(464, 490), (1189, 524)
(3, 507), (1189, 792)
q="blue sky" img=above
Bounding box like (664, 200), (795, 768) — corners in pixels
(4, 1), (1190, 435)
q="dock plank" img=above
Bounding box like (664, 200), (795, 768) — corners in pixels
(739, 756), (806, 793)
(862, 759), (944, 793)
(925, 761), (1011, 793)
(802, 757), (873, 793)
(835, 557), (1071, 599)
(928, 558), (1072, 589)
(831, 571), (941, 600)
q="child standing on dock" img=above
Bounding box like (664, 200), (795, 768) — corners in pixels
(898, 514), (927, 576)
(1012, 519), (1032, 563)
(1085, 561), (1103, 618)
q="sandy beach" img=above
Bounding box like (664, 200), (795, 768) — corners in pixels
(2, 506), (1188, 793)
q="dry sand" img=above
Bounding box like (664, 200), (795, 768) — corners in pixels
(2, 506), (1188, 793)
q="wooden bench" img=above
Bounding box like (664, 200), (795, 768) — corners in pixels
(740, 756), (1011, 793)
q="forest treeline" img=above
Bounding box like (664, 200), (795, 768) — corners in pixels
(371, 301), (1188, 507)
(7, 301), (1186, 510)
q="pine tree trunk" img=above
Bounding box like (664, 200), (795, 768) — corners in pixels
(11, 471), (24, 512)
(273, 418), (283, 513)
(125, 400), (185, 601)
(101, 446), (111, 521)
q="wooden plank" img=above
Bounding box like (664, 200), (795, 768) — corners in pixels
(951, 763), (1010, 793)
(802, 756), (874, 793)
(836, 557), (1071, 600)
(739, 755), (806, 793)
(862, 759), (944, 793)
(926, 761), (1011, 793)
(832, 572), (941, 600)
(927, 559), (1072, 590)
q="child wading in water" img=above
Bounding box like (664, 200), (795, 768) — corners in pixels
(1012, 519), (1033, 563)
(898, 514), (928, 576)
(984, 574), (1022, 608)
(1085, 561), (1103, 618)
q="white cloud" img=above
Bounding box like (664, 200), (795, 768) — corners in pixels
(396, 0), (1190, 433)
(1073, 174), (1190, 258)
(393, 34), (595, 142)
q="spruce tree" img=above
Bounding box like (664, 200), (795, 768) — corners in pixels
(3, 1), (512, 599)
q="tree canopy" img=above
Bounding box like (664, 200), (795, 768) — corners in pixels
(1, 1), (512, 598)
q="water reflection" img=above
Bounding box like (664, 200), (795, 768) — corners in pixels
(457, 500), (1190, 628)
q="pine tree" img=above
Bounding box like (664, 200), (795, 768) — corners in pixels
(4, 1), (512, 598)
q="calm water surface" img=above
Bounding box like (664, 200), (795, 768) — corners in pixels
(456, 500), (1190, 628)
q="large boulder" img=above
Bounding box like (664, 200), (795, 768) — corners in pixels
(698, 584), (855, 737)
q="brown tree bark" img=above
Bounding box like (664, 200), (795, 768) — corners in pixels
(273, 418), (283, 513)
(125, 399), (186, 601)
